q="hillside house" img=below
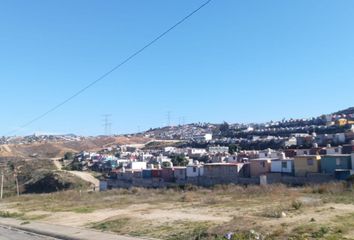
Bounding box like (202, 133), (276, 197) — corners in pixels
(128, 161), (147, 170)
(294, 155), (321, 177)
(320, 154), (351, 174)
(203, 163), (249, 179)
(250, 158), (272, 177)
(209, 146), (229, 154)
(271, 159), (294, 175)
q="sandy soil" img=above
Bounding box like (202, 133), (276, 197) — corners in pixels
(23, 203), (231, 227)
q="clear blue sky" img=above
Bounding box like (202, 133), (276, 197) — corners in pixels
(1, 0), (354, 136)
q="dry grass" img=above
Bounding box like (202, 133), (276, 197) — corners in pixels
(1, 183), (354, 239)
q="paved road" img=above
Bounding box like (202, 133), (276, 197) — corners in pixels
(0, 218), (148, 240)
(0, 225), (58, 240)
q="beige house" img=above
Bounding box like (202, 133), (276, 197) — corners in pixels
(294, 155), (321, 177)
(249, 158), (272, 177)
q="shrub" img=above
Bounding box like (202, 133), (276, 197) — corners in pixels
(292, 200), (303, 210)
(0, 211), (23, 218)
(311, 227), (329, 238)
(261, 207), (285, 218)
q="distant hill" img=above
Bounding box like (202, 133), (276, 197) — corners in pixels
(0, 136), (151, 158)
(332, 107), (354, 116)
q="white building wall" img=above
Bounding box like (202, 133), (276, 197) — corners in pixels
(204, 134), (213, 141)
(271, 160), (293, 173)
(186, 165), (204, 177)
(271, 161), (282, 172)
(209, 146), (229, 154)
(130, 161), (147, 170)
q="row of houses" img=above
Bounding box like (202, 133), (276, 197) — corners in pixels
(249, 154), (353, 179)
(107, 153), (354, 188)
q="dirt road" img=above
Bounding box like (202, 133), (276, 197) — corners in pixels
(51, 158), (99, 190)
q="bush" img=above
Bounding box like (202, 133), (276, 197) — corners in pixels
(310, 182), (347, 195)
(311, 227), (329, 238)
(0, 211), (23, 218)
(292, 200), (303, 210)
(261, 207), (285, 218)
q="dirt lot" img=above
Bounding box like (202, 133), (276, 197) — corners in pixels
(1, 183), (354, 239)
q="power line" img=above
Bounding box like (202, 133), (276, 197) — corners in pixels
(5, 0), (212, 136)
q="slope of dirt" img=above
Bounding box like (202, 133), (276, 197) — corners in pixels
(23, 170), (90, 194)
(0, 136), (152, 158)
(0, 145), (14, 157)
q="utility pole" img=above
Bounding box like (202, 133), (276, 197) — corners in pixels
(167, 111), (171, 127)
(102, 114), (112, 136)
(14, 171), (19, 197)
(15, 175), (19, 197)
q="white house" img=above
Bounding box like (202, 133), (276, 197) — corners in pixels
(271, 159), (294, 174)
(193, 133), (212, 141)
(188, 148), (207, 157)
(209, 146), (229, 154)
(156, 155), (172, 163)
(128, 161), (147, 170)
(164, 147), (176, 153)
(186, 164), (204, 177)
(259, 148), (276, 158)
(226, 155), (238, 163)
(283, 137), (297, 147)
(326, 146), (343, 155)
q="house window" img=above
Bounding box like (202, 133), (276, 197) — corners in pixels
(336, 158), (341, 166)
(307, 159), (314, 166)
(282, 161), (287, 169)
(260, 162), (265, 168)
(193, 167), (197, 173)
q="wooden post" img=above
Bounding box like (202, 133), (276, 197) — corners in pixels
(15, 176), (19, 197)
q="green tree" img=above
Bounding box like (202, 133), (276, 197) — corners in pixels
(228, 144), (239, 154)
(162, 161), (172, 168)
(171, 155), (189, 166)
(64, 152), (74, 160)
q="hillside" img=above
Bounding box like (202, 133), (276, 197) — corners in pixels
(333, 107), (354, 116)
(0, 158), (89, 196)
(0, 136), (151, 159)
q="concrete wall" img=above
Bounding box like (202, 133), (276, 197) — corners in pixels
(186, 165), (204, 177)
(203, 164), (239, 179)
(108, 172), (337, 189)
(174, 168), (187, 181)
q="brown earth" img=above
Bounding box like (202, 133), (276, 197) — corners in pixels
(0, 136), (152, 159)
